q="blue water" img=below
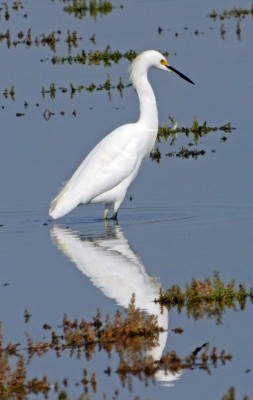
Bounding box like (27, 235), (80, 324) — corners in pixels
(0, 1), (253, 399)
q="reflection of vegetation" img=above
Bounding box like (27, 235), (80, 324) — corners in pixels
(62, 0), (113, 19)
(208, 6), (253, 41)
(41, 77), (131, 99)
(0, 294), (234, 399)
(0, 1), (26, 21)
(150, 117), (235, 162)
(3, 86), (15, 100)
(208, 7), (253, 20)
(158, 116), (234, 142)
(156, 272), (253, 324)
(50, 47), (168, 66)
(0, 29), (62, 51)
(222, 386), (249, 400)
(118, 342), (232, 382)
(51, 47), (137, 66)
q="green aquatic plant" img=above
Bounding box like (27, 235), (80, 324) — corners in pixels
(208, 6), (253, 20)
(208, 6), (253, 41)
(63, 0), (113, 20)
(156, 272), (253, 324)
(50, 47), (168, 66)
(41, 77), (131, 99)
(150, 117), (234, 161)
(3, 86), (15, 100)
(0, 28), (79, 51)
(0, 1), (25, 21)
(40, 31), (59, 52)
(158, 117), (234, 143)
(66, 30), (78, 51)
(51, 47), (137, 66)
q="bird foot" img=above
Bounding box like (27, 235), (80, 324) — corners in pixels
(112, 212), (118, 221)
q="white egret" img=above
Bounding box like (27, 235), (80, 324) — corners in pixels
(49, 50), (194, 220)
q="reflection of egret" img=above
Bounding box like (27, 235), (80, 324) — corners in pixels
(51, 224), (182, 386)
(49, 50), (194, 220)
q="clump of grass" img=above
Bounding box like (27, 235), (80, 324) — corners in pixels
(156, 272), (253, 324)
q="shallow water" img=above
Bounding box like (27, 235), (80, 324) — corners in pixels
(0, 1), (253, 399)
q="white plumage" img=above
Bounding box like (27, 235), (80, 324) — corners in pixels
(49, 50), (193, 220)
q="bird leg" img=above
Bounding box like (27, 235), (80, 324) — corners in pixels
(104, 203), (112, 220)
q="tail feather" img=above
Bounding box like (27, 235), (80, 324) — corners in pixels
(49, 183), (79, 219)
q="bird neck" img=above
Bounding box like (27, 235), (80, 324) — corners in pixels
(134, 74), (158, 130)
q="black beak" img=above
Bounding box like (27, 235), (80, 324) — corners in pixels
(167, 65), (194, 85)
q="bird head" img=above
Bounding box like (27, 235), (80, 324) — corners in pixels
(130, 50), (194, 85)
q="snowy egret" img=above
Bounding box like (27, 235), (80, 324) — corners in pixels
(49, 50), (194, 220)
